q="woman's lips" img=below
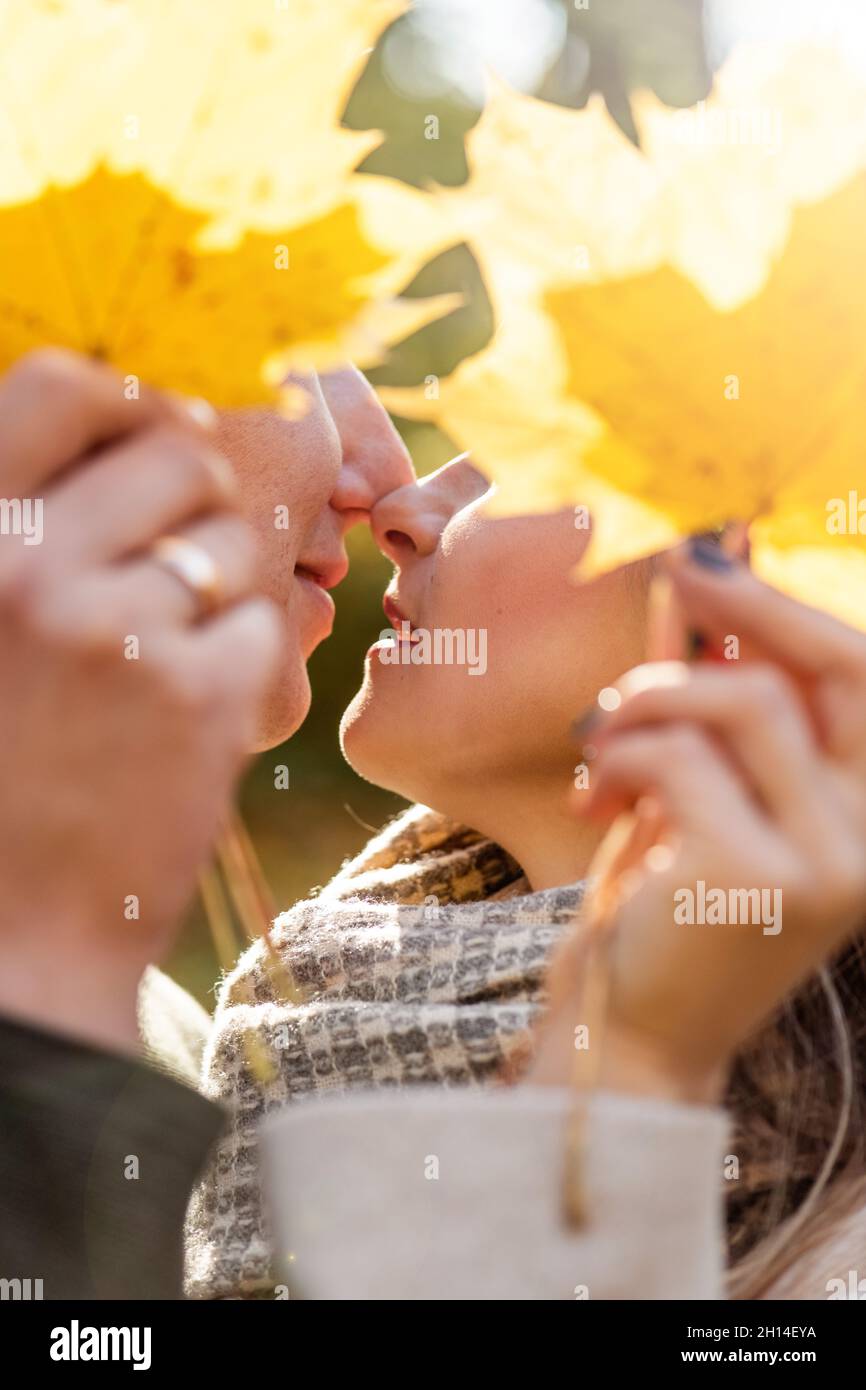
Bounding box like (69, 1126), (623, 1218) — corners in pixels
(382, 592), (417, 638)
(369, 591), (419, 661)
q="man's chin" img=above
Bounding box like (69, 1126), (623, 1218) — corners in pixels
(252, 664), (312, 751)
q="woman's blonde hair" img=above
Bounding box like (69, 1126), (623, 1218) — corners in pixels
(726, 933), (866, 1296)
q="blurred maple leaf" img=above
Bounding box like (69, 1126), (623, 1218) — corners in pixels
(547, 174), (866, 628)
(0, 0), (456, 402)
(383, 44), (866, 628)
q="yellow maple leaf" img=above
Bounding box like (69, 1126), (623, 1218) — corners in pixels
(435, 78), (663, 307)
(381, 295), (678, 568)
(0, 0), (405, 229)
(0, 166), (459, 404)
(547, 174), (866, 617)
(384, 45), (866, 628)
(418, 45), (866, 315)
(0, 0), (456, 401)
(632, 43), (866, 310)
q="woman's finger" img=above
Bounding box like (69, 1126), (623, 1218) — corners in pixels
(665, 539), (866, 681)
(582, 722), (769, 847)
(666, 541), (866, 766)
(586, 662), (825, 836)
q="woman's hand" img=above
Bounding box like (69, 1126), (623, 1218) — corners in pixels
(531, 543), (866, 1105)
(0, 350), (281, 1053)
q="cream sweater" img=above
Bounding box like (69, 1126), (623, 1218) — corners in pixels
(262, 1085), (729, 1300)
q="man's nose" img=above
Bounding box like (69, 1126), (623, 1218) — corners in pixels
(330, 433), (415, 523)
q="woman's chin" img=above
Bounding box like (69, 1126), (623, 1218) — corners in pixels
(339, 684), (369, 761)
(339, 680), (398, 787)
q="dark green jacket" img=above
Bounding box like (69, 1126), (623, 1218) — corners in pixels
(0, 1016), (224, 1300)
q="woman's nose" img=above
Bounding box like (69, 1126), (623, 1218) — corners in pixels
(370, 482), (442, 562)
(371, 453), (490, 563)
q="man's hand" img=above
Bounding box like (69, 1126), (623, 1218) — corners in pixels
(0, 350), (281, 1053)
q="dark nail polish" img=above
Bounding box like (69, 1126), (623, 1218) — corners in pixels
(686, 627), (707, 659)
(689, 536), (735, 571)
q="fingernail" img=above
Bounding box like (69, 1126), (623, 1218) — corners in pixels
(206, 448), (238, 495)
(688, 536), (736, 571)
(183, 396), (219, 430)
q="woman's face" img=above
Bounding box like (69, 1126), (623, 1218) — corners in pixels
(217, 367), (414, 749)
(341, 454), (652, 812)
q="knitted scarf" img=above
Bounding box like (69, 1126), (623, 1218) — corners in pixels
(185, 803), (586, 1299)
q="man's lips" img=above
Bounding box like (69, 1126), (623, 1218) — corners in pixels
(294, 569), (335, 625)
(293, 554), (347, 640)
(295, 553), (348, 591)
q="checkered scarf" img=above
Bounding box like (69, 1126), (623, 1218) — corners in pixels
(185, 804), (586, 1298)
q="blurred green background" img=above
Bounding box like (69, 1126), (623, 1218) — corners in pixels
(167, 0), (726, 1006)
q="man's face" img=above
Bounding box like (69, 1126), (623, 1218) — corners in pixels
(216, 366), (414, 749)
